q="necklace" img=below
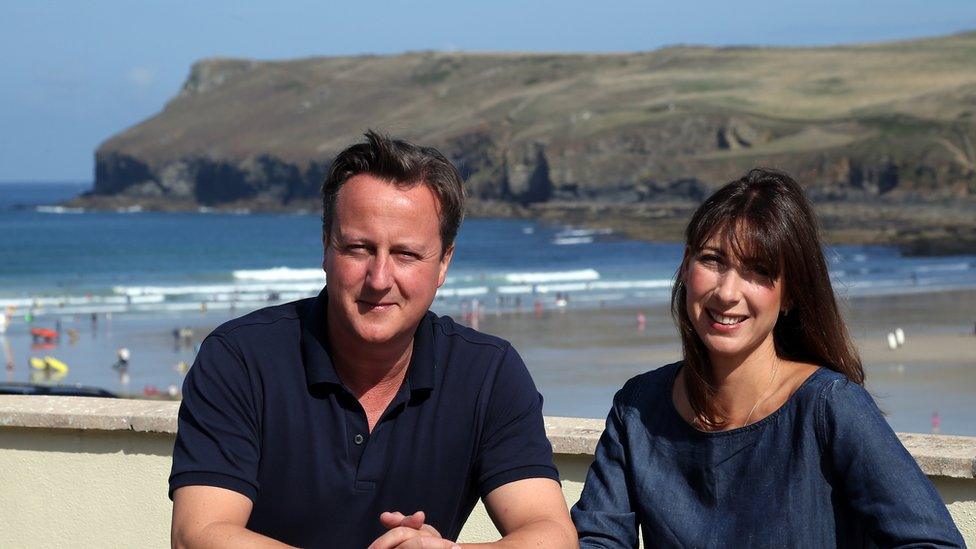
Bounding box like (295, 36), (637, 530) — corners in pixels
(742, 359), (780, 426)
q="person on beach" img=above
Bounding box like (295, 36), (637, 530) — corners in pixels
(169, 132), (575, 549)
(571, 168), (963, 547)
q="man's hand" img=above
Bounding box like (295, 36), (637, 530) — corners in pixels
(368, 511), (460, 549)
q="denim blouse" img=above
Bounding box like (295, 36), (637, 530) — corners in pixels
(571, 362), (964, 548)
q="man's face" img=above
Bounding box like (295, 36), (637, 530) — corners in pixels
(323, 174), (454, 348)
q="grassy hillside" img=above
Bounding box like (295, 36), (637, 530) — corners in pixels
(89, 31), (976, 253)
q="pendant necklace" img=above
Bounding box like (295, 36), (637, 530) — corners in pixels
(743, 359), (780, 426)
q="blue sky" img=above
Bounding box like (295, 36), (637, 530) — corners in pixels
(1, 1), (974, 182)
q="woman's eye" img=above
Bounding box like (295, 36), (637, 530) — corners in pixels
(698, 254), (722, 266)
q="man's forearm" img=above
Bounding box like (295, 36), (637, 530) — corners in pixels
(463, 517), (578, 549)
(173, 521), (295, 549)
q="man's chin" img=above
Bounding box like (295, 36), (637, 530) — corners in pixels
(348, 321), (405, 345)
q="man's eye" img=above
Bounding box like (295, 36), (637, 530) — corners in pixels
(396, 251), (420, 260)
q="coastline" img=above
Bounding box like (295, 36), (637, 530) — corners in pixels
(64, 194), (976, 256)
(2, 287), (973, 435)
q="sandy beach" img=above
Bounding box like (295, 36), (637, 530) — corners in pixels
(477, 289), (976, 434)
(2, 288), (974, 435)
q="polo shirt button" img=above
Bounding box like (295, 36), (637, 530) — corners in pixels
(354, 434), (364, 445)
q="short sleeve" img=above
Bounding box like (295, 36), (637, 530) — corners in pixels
(474, 345), (559, 497)
(571, 382), (640, 549)
(169, 334), (263, 502)
(819, 379), (964, 547)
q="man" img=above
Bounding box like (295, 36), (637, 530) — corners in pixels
(169, 131), (576, 548)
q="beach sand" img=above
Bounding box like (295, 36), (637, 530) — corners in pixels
(2, 289), (974, 435)
(476, 289), (976, 434)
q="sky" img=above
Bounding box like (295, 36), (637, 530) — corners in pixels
(1, 1), (975, 183)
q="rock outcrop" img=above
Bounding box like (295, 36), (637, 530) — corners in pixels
(84, 32), (976, 252)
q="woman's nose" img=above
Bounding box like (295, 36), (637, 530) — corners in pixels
(715, 270), (743, 303)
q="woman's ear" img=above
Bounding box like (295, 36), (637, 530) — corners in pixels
(677, 246), (693, 281)
(780, 293), (792, 315)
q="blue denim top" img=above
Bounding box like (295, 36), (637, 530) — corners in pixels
(572, 362), (964, 548)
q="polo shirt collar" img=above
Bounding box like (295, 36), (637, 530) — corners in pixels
(300, 287), (435, 393)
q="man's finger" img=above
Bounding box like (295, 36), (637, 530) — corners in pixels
(379, 510), (426, 531)
(380, 511), (407, 529)
(394, 537), (460, 549)
(398, 510), (426, 530)
(367, 526), (436, 549)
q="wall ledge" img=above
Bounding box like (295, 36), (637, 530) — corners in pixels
(0, 395), (178, 434)
(2, 395), (974, 479)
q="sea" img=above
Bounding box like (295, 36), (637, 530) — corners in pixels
(2, 182), (975, 434)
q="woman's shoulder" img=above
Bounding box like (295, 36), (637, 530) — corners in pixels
(789, 366), (860, 400)
(795, 367), (884, 448)
(613, 361), (683, 409)
(797, 367), (874, 409)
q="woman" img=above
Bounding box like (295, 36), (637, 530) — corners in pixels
(571, 169), (963, 547)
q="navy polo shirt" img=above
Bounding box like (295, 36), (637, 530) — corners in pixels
(169, 288), (558, 548)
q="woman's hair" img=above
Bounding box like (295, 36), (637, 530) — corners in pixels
(671, 168), (863, 429)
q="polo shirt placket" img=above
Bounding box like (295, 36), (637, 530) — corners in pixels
(302, 304), (438, 493)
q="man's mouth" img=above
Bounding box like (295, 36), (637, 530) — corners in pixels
(707, 309), (747, 326)
(357, 300), (397, 310)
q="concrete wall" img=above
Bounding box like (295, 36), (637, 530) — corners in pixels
(1, 396), (973, 547)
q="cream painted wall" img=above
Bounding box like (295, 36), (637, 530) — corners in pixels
(0, 428), (973, 547)
(934, 477), (976, 544)
(0, 428), (173, 548)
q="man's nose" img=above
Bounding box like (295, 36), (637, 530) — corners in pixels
(365, 253), (394, 290)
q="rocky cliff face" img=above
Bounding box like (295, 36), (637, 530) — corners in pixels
(89, 34), (976, 226)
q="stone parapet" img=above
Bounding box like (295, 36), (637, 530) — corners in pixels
(2, 395), (975, 479)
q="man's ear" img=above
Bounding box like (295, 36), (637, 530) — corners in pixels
(322, 233), (332, 271)
(437, 245), (455, 288)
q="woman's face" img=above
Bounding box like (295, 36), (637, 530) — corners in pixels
(685, 234), (785, 364)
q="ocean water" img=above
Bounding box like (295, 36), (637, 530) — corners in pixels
(3, 182), (976, 316)
(2, 183), (975, 434)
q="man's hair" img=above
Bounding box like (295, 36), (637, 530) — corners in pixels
(321, 130), (465, 254)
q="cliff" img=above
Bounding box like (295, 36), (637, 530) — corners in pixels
(84, 32), (976, 253)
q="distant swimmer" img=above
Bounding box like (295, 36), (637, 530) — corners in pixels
(931, 411), (942, 434)
(637, 311), (646, 332)
(113, 347), (130, 371)
(2, 336), (14, 373)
